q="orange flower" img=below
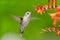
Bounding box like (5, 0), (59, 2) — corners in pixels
(33, 5), (45, 14)
(55, 6), (60, 11)
(56, 30), (60, 36)
(49, 12), (60, 26)
(48, 0), (57, 8)
(56, 25), (60, 36)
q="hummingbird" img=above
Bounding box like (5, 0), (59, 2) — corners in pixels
(10, 12), (39, 36)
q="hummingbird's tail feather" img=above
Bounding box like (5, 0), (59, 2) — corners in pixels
(20, 33), (22, 37)
(20, 32), (23, 37)
(10, 14), (22, 22)
(20, 31), (24, 37)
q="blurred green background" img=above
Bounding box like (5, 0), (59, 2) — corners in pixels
(0, 0), (60, 40)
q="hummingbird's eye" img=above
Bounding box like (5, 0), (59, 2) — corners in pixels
(27, 13), (29, 14)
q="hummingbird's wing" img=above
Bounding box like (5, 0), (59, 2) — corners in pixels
(31, 17), (40, 20)
(10, 15), (22, 22)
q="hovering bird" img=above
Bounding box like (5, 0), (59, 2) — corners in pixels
(10, 12), (39, 36)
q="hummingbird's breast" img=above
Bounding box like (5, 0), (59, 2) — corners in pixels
(22, 17), (30, 27)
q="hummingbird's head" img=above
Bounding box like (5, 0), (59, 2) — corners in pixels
(25, 12), (31, 17)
